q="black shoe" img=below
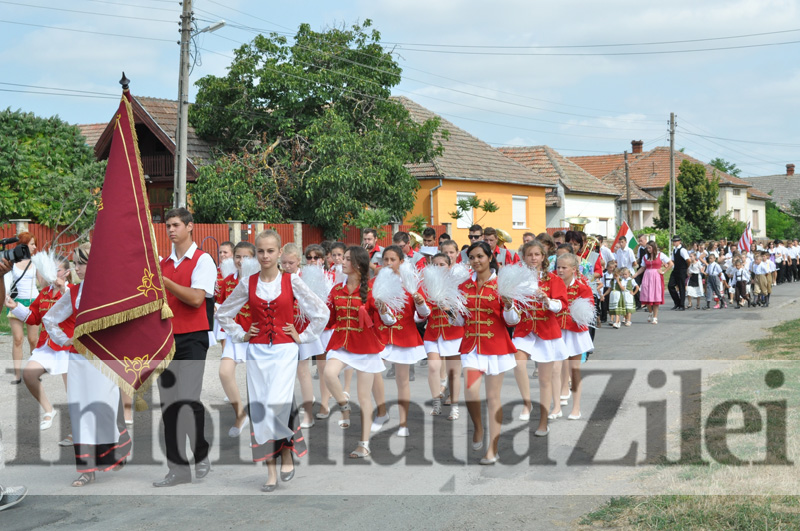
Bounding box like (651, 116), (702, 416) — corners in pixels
(195, 457), (211, 479)
(261, 481), (277, 493)
(153, 472), (191, 488)
(671, 305), (679, 310)
(385, 364), (396, 379)
(677, 307), (685, 311)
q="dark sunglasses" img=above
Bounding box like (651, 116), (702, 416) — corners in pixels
(468, 235), (481, 240)
(305, 255), (322, 260)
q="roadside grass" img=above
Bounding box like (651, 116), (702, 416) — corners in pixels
(580, 320), (800, 529)
(0, 308), (9, 334)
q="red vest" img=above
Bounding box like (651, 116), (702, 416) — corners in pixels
(513, 274), (566, 341)
(217, 273), (252, 331)
(374, 288), (425, 348)
(248, 273), (295, 345)
(326, 283), (384, 354)
(458, 277), (517, 355)
(423, 303), (464, 342)
(557, 279), (594, 332)
(24, 285), (74, 351)
(161, 250), (210, 335)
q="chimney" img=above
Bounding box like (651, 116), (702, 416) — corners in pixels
(787, 164), (795, 176)
(631, 140), (643, 154)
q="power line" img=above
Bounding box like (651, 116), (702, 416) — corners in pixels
(0, 19), (175, 42)
(0, 88), (118, 99)
(81, 0), (177, 13)
(0, 0), (175, 23)
(681, 130), (800, 148)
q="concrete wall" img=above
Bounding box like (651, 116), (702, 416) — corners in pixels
(558, 193), (618, 238)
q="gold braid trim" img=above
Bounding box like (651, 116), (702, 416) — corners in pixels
(74, 299), (166, 339)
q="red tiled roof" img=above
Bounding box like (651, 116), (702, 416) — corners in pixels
(395, 96), (551, 189)
(134, 96), (214, 165)
(569, 153), (627, 180)
(76, 123), (106, 148)
(499, 146), (618, 196)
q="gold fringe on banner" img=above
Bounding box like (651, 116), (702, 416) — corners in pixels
(161, 302), (173, 320)
(74, 298), (169, 339)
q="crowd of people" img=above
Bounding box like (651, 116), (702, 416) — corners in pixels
(2, 215), (796, 498)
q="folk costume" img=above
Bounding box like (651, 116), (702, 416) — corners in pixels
(325, 281), (386, 373)
(158, 241), (217, 479)
(43, 284), (131, 474)
(609, 278), (636, 316)
(10, 284), (74, 375)
(557, 278), (595, 358)
(217, 272), (328, 462)
(374, 278), (430, 365)
(457, 271), (519, 375)
(512, 270), (567, 363)
(423, 302), (465, 358)
(216, 272), (251, 363)
(640, 252), (669, 306)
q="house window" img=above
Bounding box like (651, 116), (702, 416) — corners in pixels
(512, 195), (527, 229)
(752, 211), (759, 231)
(732, 189), (741, 196)
(733, 209), (741, 221)
(598, 218), (609, 237)
(456, 192), (476, 229)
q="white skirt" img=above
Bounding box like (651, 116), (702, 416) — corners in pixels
(213, 319), (226, 340)
(460, 350), (516, 376)
(221, 339), (248, 363)
(686, 284), (704, 298)
(28, 344), (69, 375)
(246, 343), (299, 445)
(382, 344), (427, 364)
(424, 337), (462, 358)
(327, 348), (386, 373)
(320, 329), (334, 352)
(561, 330), (593, 358)
(67, 353), (122, 446)
(512, 334), (567, 363)
(298, 337), (324, 361)
(207, 331), (218, 348)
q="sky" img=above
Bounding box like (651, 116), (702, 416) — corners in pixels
(1, 0), (799, 178)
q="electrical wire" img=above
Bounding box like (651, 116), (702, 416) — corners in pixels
(0, 19), (175, 41)
(0, 0), (175, 23)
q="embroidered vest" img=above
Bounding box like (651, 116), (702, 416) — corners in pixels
(458, 278), (516, 355)
(161, 250), (210, 335)
(248, 273), (294, 345)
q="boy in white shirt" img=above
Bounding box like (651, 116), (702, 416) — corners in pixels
(704, 254), (726, 309)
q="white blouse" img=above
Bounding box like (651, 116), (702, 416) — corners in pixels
(3, 261), (38, 300)
(216, 272), (329, 344)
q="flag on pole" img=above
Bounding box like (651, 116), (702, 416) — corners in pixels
(738, 221), (753, 253)
(73, 82), (175, 400)
(611, 221), (638, 253)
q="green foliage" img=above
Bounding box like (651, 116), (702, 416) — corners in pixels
(765, 200), (800, 240)
(406, 214), (427, 234)
(189, 20), (444, 238)
(0, 108), (98, 224)
(634, 227), (669, 252)
(709, 157), (742, 177)
(39, 160), (106, 243)
(655, 160), (721, 237)
(190, 147), (286, 223)
(712, 213), (745, 241)
(449, 196), (499, 225)
(349, 207), (392, 238)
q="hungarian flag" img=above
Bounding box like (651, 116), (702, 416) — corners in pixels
(73, 85), (175, 400)
(738, 221), (753, 253)
(611, 221), (638, 253)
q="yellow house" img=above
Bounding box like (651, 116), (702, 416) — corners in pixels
(396, 96), (552, 247)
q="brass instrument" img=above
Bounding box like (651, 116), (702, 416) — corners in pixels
(563, 216), (592, 232)
(408, 231), (423, 249)
(496, 228), (513, 245)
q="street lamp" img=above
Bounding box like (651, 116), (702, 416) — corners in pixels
(173, 0), (224, 208)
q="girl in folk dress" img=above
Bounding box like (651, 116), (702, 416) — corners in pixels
(323, 246), (387, 458)
(635, 241), (672, 325)
(375, 245), (430, 437)
(5, 253), (71, 431)
(555, 253), (595, 420)
(685, 255), (705, 309)
(458, 241), (520, 465)
(280, 243), (324, 429)
(215, 241), (256, 438)
(511, 240), (568, 436)
(4, 232), (39, 383)
(422, 253), (464, 420)
(216, 231), (328, 492)
(42, 243), (131, 487)
(608, 268), (639, 328)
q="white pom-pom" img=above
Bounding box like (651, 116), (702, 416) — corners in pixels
(570, 297), (596, 328)
(219, 258), (236, 279)
(422, 264), (468, 316)
(450, 262), (470, 285)
(300, 264), (333, 303)
(398, 261), (420, 295)
(240, 257), (261, 278)
(32, 251), (58, 286)
(496, 263), (539, 308)
(372, 267), (406, 314)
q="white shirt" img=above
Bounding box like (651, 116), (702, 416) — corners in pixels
(614, 247), (636, 271)
(166, 242), (217, 297)
(3, 261), (38, 300)
(216, 272), (329, 344)
(600, 245), (615, 264)
(673, 245), (690, 261)
(705, 262), (723, 279)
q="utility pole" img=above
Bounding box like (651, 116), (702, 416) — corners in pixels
(173, 0), (192, 208)
(624, 150), (632, 227)
(669, 112), (676, 247)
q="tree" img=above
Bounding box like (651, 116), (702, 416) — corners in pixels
(449, 196), (499, 226)
(655, 160), (720, 237)
(189, 21), (444, 236)
(0, 109), (102, 231)
(766, 200), (800, 239)
(709, 157), (742, 177)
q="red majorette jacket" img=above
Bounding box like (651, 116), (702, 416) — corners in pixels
(423, 303), (465, 342)
(458, 277), (517, 355)
(21, 284), (74, 351)
(248, 272), (295, 345)
(216, 273), (252, 331)
(513, 272), (567, 341)
(373, 284), (426, 348)
(557, 278), (594, 333)
(325, 282), (385, 354)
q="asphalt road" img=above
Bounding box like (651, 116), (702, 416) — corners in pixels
(2, 281), (798, 530)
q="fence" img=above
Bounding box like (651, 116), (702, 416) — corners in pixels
(1, 221), (449, 264)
